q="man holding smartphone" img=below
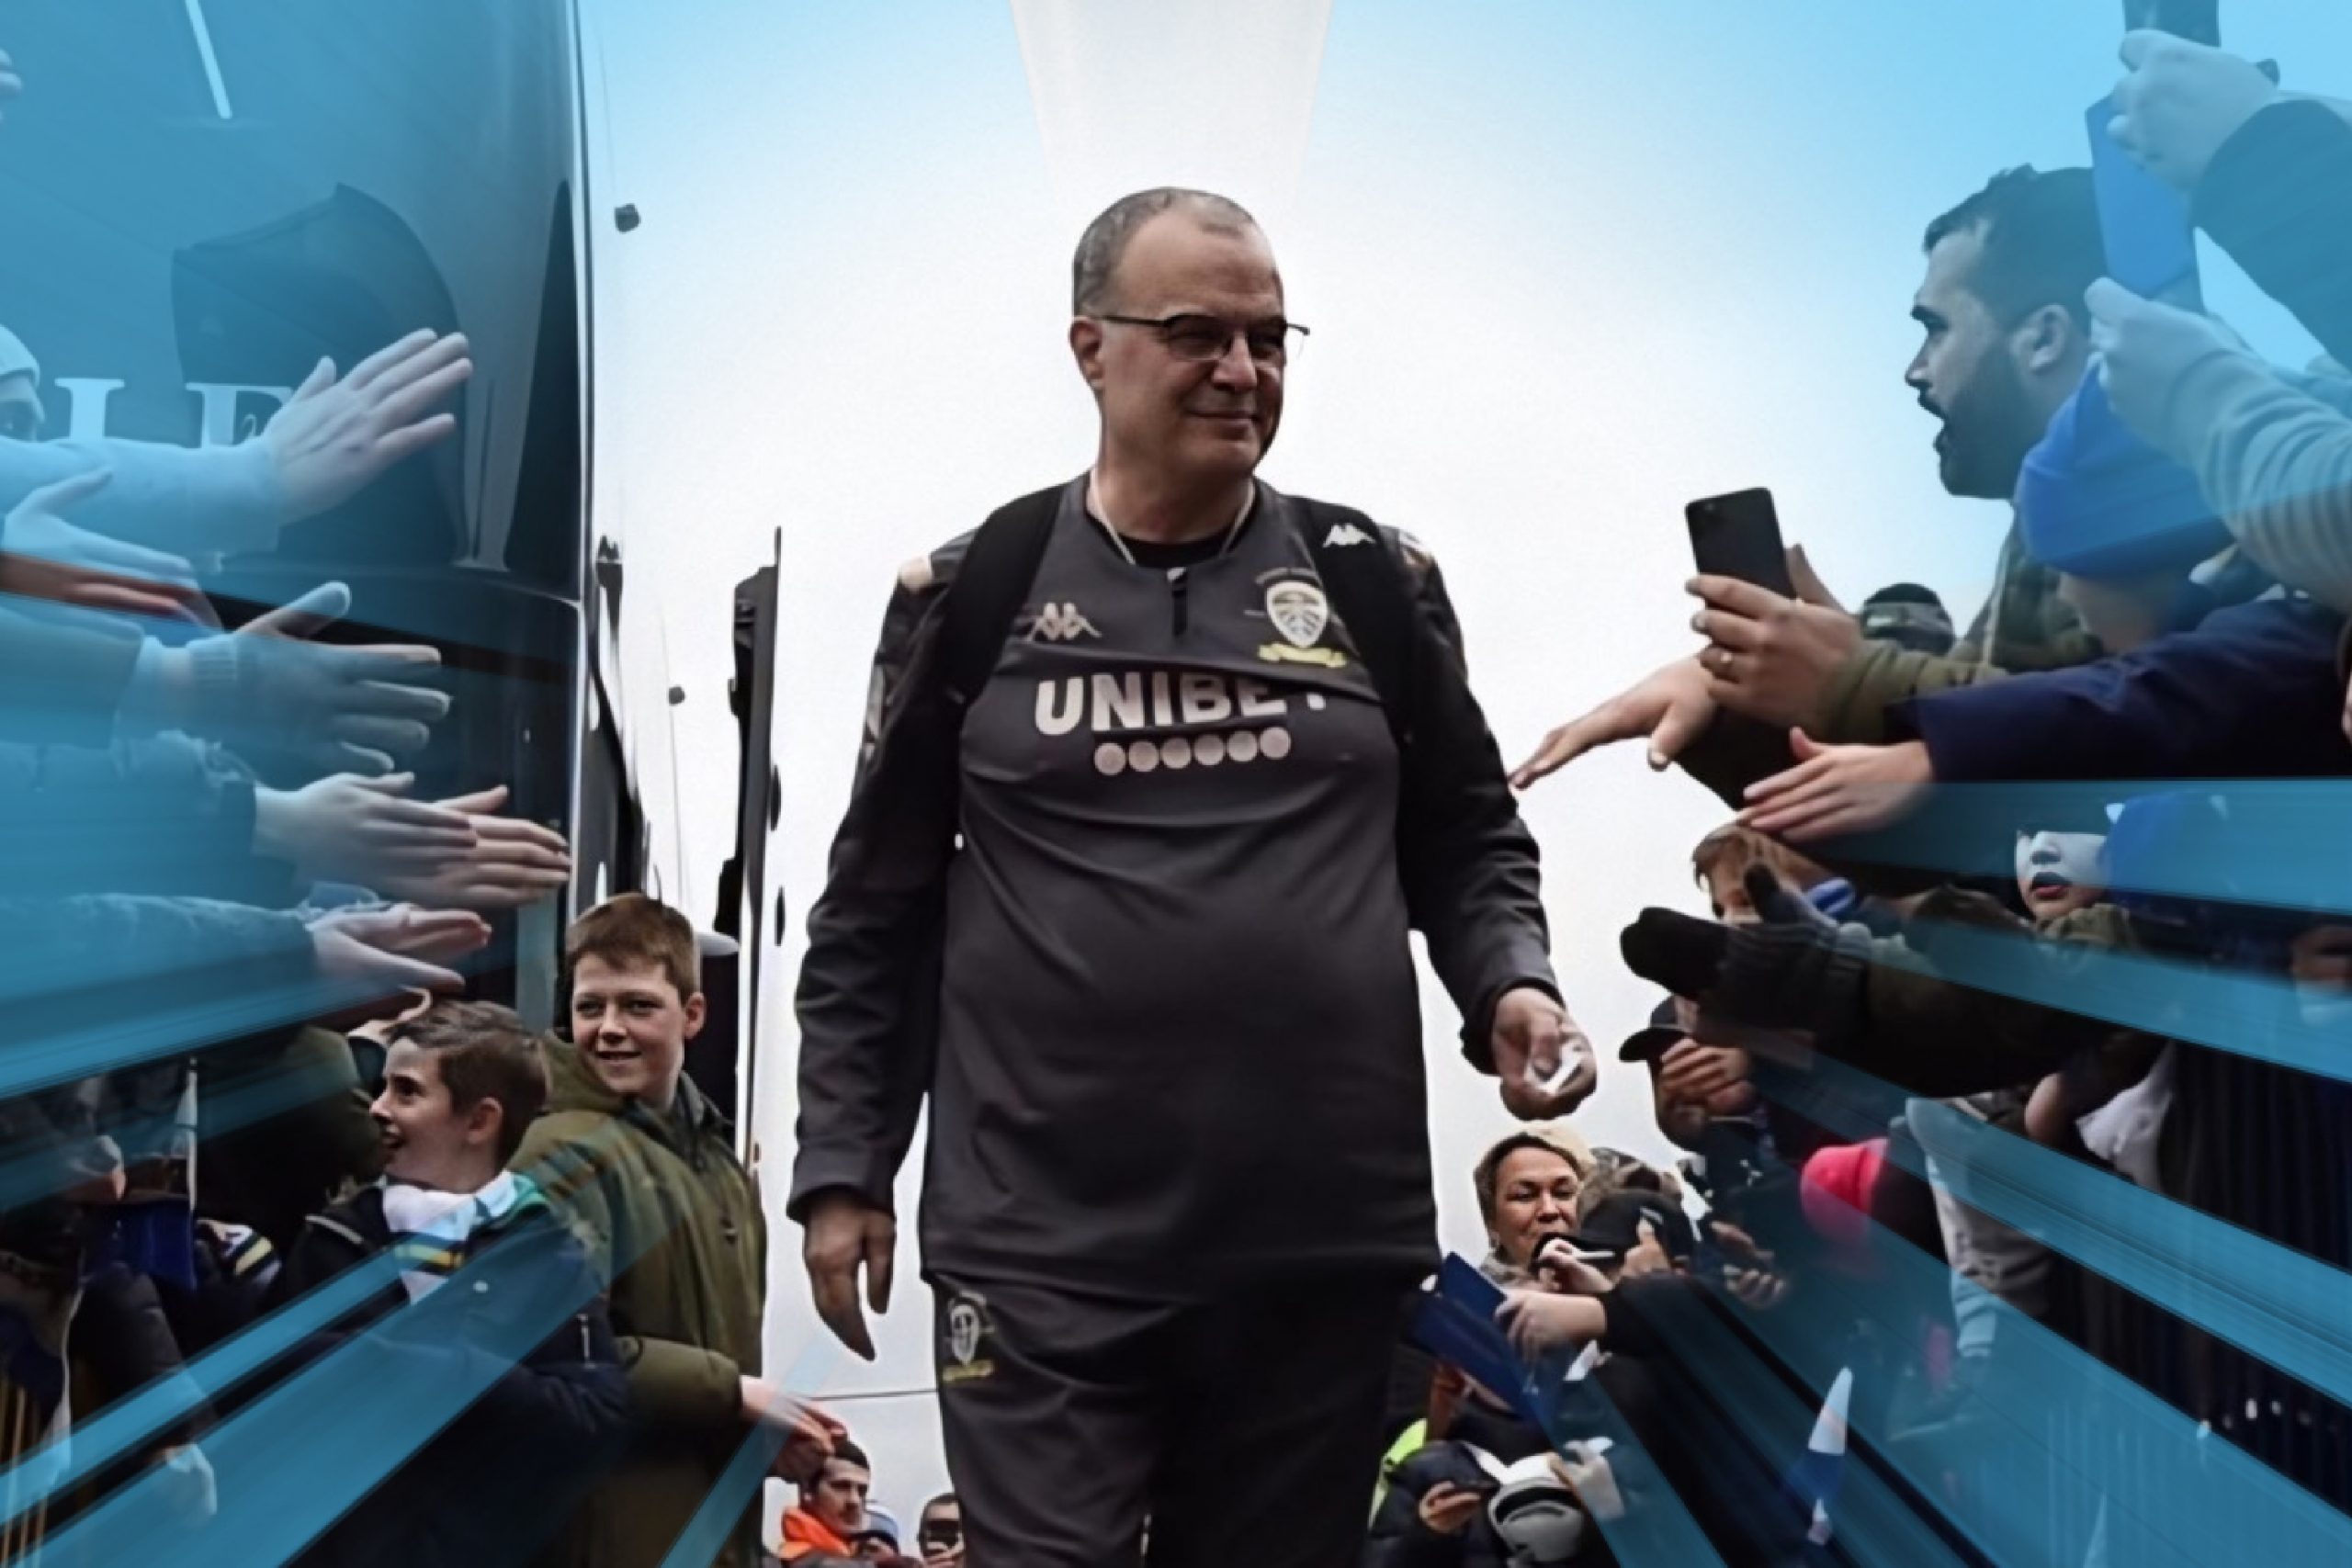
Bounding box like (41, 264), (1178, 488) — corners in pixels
(1515, 165), (2109, 795)
(913, 1495), (962, 1566)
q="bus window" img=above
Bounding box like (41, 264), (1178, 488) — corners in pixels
(1, 2), (593, 1007)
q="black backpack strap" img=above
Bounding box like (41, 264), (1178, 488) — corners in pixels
(937, 483), (1064, 713)
(1295, 497), (1421, 749)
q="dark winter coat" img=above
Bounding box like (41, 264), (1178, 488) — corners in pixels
(267, 1183), (628, 1568)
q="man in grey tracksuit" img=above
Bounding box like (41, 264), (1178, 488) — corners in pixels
(790, 187), (1589, 1567)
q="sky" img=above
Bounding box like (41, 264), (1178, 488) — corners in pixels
(583, 0), (2352, 1526)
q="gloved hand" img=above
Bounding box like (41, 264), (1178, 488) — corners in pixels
(1619, 906), (1869, 1044)
(1743, 863), (1838, 933)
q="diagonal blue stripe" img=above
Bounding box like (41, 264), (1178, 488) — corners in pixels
(1747, 1057), (2352, 1564)
(657, 1337), (846, 1568)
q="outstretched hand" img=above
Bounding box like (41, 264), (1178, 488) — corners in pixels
(1738, 731), (1932, 842)
(264, 332), (472, 521)
(369, 784), (573, 909)
(1513, 657), (1715, 788)
(2, 468), (213, 624)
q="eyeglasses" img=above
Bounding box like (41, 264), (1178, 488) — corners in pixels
(1094, 312), (1307, 367)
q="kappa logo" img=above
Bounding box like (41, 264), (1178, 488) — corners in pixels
(1323, 521), (1374, 547)
(941, 1292), (997, 1386)
(1025, 602), (1101, 643)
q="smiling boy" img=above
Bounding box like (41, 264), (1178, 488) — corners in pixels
(514, 894), (833, 1568)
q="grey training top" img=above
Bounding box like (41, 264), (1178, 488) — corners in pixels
(923, 478), (1433, 1295)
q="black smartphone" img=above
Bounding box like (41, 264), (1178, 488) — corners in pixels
(1687, 488), (1794, 597)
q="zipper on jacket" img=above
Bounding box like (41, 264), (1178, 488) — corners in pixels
(1170, 567), (1190, 637)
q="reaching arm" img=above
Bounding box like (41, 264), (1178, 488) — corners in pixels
(2195, 100), (2352, 369)
(1389, 534), (1558, 1069)
(1891, 599), (2349, 784)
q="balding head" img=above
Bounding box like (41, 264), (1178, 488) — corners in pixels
(1072, 187), (1261, 315)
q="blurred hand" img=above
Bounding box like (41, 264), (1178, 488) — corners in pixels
(345, 987), (435, 1046)
(1712, 1221), (1791, 1310)
(2085, 278), (2248, 446)
(1690, 576), (1862, 730)
(309, 905), (486, 1003)
(1620, 1218), (1675, 1280)
(2110, 30), (2281, 193)
(366, 784), (572, 909)
(1656, 1042), (1756, 1112)
(1554, 1442), (1626, 1522)
(1417, 1481), (1487, 1536)
(2025, 1072), (2076, 1148)
(802, 1190), (896, 1361)
(1656, 1041), (1750, 1101)
(1497, 1287), (1604, 1358)
(154, 1444), (218, 1526)
(185, 582), (447, 774)
(1532, 1236), (1615, 1297)
(1725, 1264), (1791, 1312)
(741, 1376), (843, 1483)
(265, 332), (472, 520)
(1491, 987), (1595, 1120)
(1513, 657), (1714, 786)
(254, 773), (476, 886)
(1738, 730), (1933, 842)
(0, 48), (19, 122)
(2290, 925), (2352, 991)
(2, 468), (211, 623)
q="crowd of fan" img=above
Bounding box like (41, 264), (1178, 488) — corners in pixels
(1359, 29), (2352, 1566)
(6, 22), (2352, 1568)
(0, 39), (927, 1568)
(0, 276), (949, 1565)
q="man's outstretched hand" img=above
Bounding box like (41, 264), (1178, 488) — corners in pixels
(802, 1190), (896, 1361)
(1491, 986), (1596, 1119)
(1513, 657), (1715, 789)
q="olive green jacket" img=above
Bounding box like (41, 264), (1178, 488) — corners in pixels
(1679, 519), (2099, 829)
(1816, 521), (2101, 744)
(514, 1043), (767, 1568)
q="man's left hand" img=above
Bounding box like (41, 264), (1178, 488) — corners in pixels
(2110, 30), (2281, 194)
(1688, 576), (1861, 729)
(1490, 987), (1595, 1119)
